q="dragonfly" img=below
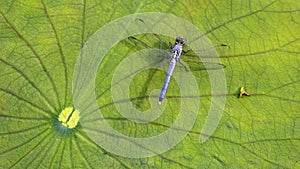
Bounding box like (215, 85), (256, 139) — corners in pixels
(128, 19), (228, 104)
(158, 37), (186, 104)
(128, 35), (227, 105)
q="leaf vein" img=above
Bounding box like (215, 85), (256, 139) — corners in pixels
(0, 58), (57, 113)
(0, 10), (62, 110)
(41, 0), (68, 108)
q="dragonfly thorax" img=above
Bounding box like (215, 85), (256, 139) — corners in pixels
(172, 37), (185, 57)
(170, 51), (179, 61)
(171, 43), (183, 59)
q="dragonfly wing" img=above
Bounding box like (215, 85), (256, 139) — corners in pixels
(181, 48), (225, 71)
(182, 58), (225, 71)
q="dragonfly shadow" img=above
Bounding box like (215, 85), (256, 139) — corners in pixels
(152, 40), (170, 51)
(131, 69), (159, 110)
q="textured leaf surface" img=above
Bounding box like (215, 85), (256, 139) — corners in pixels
(0, 0), (299, 168)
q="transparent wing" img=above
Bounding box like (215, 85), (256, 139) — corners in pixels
(129, 18), (228, 72)
(128, 35), (226, 72)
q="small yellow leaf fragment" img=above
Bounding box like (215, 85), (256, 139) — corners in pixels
(240, 86), (250, 98)
(58, 107), (73, 127)
(58, 107), (80, 128)
(67, 109), (80, 128)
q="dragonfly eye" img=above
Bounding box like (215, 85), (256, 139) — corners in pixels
(176, 37), (185, 45)
(180, 39), (185, 45)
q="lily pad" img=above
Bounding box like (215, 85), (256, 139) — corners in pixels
(0, 0), (299, 168)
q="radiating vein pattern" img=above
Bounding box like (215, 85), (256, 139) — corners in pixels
(0, 0), (299, 168)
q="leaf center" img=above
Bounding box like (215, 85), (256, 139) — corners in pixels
(58, 107), (80, 128)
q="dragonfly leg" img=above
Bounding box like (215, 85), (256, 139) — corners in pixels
(178, 58), (189, 72)
(182, 49), (191, 55)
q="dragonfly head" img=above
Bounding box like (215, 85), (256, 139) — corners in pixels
(175, 37), (185, 46)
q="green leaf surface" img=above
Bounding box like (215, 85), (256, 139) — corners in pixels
(1, 0), (299, 168)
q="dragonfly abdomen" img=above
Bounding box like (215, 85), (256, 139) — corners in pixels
(159, 58), (177, 104)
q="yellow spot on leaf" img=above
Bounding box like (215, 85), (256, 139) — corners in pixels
(58, 107), (80, 128)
